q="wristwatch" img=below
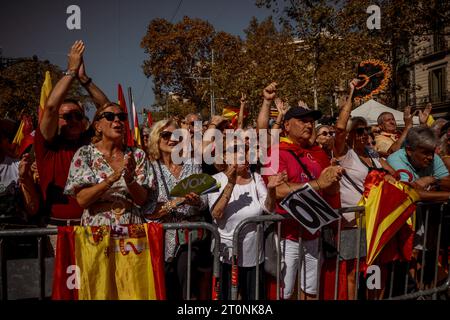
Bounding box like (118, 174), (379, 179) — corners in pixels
(63, 70), (77, 77)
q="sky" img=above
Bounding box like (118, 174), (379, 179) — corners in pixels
(0, 0), (273, 121)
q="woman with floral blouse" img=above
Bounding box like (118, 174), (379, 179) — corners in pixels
(145, 118), (208, 300)
(64, 102), (156, 226)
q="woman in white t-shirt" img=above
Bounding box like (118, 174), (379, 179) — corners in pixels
(333, 80), (395, 299)
(207, 143), (286, 300)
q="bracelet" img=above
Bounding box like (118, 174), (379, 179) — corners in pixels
(274, 121), (281, 126)
(63, 70), (76, 78)
(80, 77), (92, 86)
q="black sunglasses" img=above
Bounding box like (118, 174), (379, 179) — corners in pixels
(355, 127), (371, 135)
(98, 112), (128, 122)
(320, 131), (335, 137)
(160, 131), (173, 140)
(59, 112), (84, 122)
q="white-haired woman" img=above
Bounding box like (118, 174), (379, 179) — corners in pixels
(145, 118), (209, 300)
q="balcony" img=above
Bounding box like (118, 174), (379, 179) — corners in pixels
(418, 39), (450, 60)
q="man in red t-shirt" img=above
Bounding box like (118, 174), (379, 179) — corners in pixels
(36, 41), (109, 228)
(265, 106), (343, 300)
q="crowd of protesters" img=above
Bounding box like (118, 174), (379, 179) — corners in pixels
(1, 40), (450, 300)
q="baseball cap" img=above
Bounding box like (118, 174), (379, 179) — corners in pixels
(284, 107), (322, 122)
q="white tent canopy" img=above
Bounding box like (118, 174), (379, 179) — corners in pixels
(350, 99), (419, 127)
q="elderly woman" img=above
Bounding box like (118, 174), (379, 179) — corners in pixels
(207, 140), (286, 300)
(64, 102), (154, 226)
(145, 119), (209, 300)
(332, 80), (396, 299)
(315, 125), (335, 158)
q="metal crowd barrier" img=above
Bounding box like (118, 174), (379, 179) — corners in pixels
(0, 222), (221, 301)
(230, 206), (365, 300)
(230, 203), (450, 300)
(0, 227), (57, 300)
(162, 222), (221, 300)
(388, 201), (450, 300)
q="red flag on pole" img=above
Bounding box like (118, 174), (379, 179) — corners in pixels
(118, 84), (135, 147)
(147, 110), (153, 128)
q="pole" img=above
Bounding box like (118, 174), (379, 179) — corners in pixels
(210, 49), (215, 117)
(127, 87), (134, 128)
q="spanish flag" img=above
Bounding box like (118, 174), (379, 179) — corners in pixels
(222, 106), (249, 128)
(12, 115), (34, 157)
(38, 71), (53, 124)
(52, 222), (165, 300)
(270, 107), (279, 119)
(358, 170), (420, 266)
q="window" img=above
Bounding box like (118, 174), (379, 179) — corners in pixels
(429, 67), (446, 103)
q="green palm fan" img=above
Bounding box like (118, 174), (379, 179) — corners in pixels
(170, 173), (220, 197)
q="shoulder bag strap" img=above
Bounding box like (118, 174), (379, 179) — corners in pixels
(157, 160), (172, 200)
(287, 150), (314, 180)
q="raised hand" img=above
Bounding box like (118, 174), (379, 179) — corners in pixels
(210, 115), (226, 127)
(267, 171), (288, 189)
(298, 100), (309, 109)
(263, 82), (277, 101)
(224, 164), (238, 185)
(418, 103), (432, 125)
(240, 92), (247, 105)
(67, 40), (85, 73)
(349, 78), (360, 95)
(275, 98), (289, 116)
(78, 57), (88, 80)
(403, 106), (414, 128)
(123, 152), (137, 184)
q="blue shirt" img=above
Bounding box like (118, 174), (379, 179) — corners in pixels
(387, 148), (449, 182)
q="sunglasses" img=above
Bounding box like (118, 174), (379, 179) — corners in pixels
(98, 112), (128, 122)
(319, 131), (335, 137)
(59, 112), (84, 122)
(160, 131), (173, 140)
(355, 127), (371, 135)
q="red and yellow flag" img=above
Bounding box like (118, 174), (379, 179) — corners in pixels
(131, 100), (142, 147)
(118, 84), (135, 148)
(38, 71), (53, 124)
(52, 222), (165, 300)
(358, 170), (420, 266)
(222, 106), (249, 129)
(12, 114), (34, 157)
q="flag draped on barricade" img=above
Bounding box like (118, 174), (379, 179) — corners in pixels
(52, 222), (165, 300)
(358, 169), (420, 266)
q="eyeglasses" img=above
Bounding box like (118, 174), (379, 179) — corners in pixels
(98, 112), (128, 122)
(355, 127), (371, 135)
(319, 131), (335, 137)
(59, 112), (84, 122)
(160, 131), (173, 140)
